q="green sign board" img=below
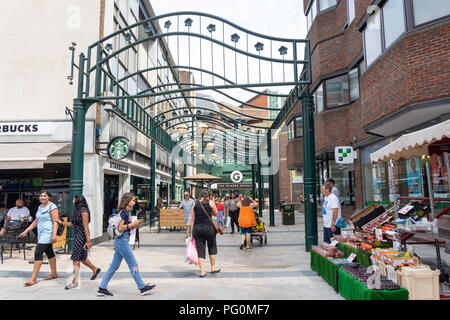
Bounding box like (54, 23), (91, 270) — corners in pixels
(108, 136), (129, 160)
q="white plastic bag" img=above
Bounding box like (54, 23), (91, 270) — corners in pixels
(225, 216), (231, 228)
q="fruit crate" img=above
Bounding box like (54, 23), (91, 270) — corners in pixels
(397, 265), (440, 300)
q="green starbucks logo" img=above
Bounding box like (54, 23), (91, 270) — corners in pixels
(108, 137), (129, 160)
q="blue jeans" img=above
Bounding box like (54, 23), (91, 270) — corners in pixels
(323, 226), (341, 244)
(100, 232), (146, 290)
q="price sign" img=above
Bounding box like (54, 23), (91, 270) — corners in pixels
(347, 253), (357, 262)
(375, 228), (383, 241)
(330, 240), (339, 247)
(398, 205), (414, 215)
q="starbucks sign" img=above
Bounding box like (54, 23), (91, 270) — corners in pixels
(108, 136), (129, 160)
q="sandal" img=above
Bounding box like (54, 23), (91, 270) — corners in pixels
(210, 269), (221, 274)
(240, 244), (244, 250)
(25, 280), (37, 286)
(246, 246), (253, 249)
(43, 275), (58, 281)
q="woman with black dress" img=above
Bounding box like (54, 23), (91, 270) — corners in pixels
(58, 195), (100, 289)
(190, 189), (220, 277)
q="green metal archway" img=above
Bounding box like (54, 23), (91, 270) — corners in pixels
(67, 11), (317, 251)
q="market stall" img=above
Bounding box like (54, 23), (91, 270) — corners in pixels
(310, 121), (450, 299)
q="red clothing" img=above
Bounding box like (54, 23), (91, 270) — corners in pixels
(217, 203), (224, 211)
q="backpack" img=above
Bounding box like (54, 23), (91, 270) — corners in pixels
(107, 210), (126, 239)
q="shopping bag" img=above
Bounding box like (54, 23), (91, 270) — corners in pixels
(187, 236), (199, 265)
(225, 216), (231, 228)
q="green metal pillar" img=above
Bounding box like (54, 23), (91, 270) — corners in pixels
(251, 164), (256, 200)
(267, 129), (275, 227)
(183, 164), (188, 192)
(68, 53), (95, 252)
(302, 89), (318, 251)
(257, 133), (263, 218)
(171, 161), (176, 201)
(150, 140), (156, 225)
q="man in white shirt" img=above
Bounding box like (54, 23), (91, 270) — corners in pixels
(321, 183), (342, 244)
(326, 178), (340, 199)
(0, 199), (30, 234)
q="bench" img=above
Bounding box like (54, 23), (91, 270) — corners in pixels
(158, 209), (186, 233)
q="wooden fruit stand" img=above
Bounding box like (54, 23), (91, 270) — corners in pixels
(158, 209), (186, 233)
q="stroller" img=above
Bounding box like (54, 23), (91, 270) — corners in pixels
(249, 211), (268, 247)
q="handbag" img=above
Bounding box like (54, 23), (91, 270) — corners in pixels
(199, 201), (224, 235)
(335, 217), (347, 228)
(186, 236), (199, 265)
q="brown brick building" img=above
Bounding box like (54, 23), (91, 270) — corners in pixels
(281, 0), (450, 213)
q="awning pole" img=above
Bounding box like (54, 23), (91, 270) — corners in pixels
(445, 153), (450, 192)
(425, 161), (436, 220)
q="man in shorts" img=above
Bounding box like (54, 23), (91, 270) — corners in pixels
(179, 192), (195, 238)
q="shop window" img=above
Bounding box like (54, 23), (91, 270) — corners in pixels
(363, 9), (382, 67)
(314, 83), (324, 114)
(295, 117), (303, 138)
(319, 0), (337, 12)
(383, 0), (406, 48)
(325, 74), (349, 108)
(431, 153), (449, 196)
(413, 0), (450, 26)
(349, 68), (360, 101)
(347, 0), (355, 25)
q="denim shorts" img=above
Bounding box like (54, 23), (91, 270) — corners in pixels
(240, 227), (253, 234)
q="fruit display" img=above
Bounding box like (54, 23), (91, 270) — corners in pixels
(312, 244), (345, 258)
(384, 252), (419, 267)
(327, 258), (358, 266)
(362, 213), (393, 232)
(341, 265), (401, 290)
(398, 202), (430, 221)
(320, 243), (338, 253)
(312, 246), (335, 258)
(353, 206), (385, 230)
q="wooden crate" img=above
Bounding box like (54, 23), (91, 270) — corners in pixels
(158, 209), (186, 232)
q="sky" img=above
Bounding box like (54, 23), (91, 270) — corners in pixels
(151, 0), (307, 39)
(149, 0), (308, 106)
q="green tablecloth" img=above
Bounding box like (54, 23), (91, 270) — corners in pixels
(338, 268), (409, 300)
(310, 250), (340, 291)
(337, 243), (371, 267)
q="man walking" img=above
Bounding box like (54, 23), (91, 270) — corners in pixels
(179, 192), (195, 238)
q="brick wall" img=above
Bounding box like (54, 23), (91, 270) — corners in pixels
(360, 19), (450, 128)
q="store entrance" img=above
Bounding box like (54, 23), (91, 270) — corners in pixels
(103, 174), (119, 232)
(159, 182), (168, 207)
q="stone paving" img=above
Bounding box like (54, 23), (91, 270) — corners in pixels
(0, 210), (448, 300)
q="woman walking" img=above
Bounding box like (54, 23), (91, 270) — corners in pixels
(97, 193), (155, 296)
(18, 191), (59, 286)
(223, 194), (230, 229)
(237, 197), (258, 249)
(216, 197), (224, 230)
(190, 189), (220, 277)
(58, 195), (101, 289)
(227, 193), (240, 234)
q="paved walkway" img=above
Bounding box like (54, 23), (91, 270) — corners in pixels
(0, 210), (345, 300)
(1, 211), (448, 300)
